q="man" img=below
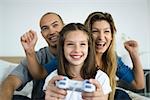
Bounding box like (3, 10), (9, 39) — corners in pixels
(0, 12), (64, 100)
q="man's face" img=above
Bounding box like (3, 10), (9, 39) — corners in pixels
(40, 14), (64, 47)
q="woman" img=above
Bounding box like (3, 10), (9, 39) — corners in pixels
(84, 11), (144, 99)
(84, 11), (117, 100)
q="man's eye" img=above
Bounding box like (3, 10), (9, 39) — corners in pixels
(42, 27), (49, 32)
(53, 24), (58, 28)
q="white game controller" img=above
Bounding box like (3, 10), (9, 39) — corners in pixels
(56, 76), (96, 92)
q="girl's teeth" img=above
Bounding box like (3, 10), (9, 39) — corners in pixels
(72, 55), (81, 59)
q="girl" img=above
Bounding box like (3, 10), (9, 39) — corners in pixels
(43, 23), (111, 100)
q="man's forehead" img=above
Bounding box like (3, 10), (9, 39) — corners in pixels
(40, 14), (61, 27)
(42, 14), (61, 22)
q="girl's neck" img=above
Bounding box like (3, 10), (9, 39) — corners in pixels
(69, 64), (83, 80)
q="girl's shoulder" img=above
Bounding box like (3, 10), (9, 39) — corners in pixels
(95, 70), (109, 82)
(96, 70), (108, 77)
(46, 70), (58, 79)
(95, 70), (112, 95)
(43, 70), (58, 90)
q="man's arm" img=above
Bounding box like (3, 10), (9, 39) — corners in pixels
(124, 40), (145, 89)
(26, 50), (47, 79)
(21, 30), (47, 79)
(0, 75), (22, 100)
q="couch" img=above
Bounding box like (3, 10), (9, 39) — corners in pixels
(0, 57), (32, 98)
(0, 56), (149, 100)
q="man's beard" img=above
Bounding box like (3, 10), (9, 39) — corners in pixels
(51, 44), (57, 48)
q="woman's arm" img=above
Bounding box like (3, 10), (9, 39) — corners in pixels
(124, 40), (145, 89)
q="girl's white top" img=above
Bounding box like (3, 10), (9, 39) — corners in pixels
(43, 70), (112, 100)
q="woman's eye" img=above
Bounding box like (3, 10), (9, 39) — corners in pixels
(92, 30), (98, 33)
(92, 30), (99, 35)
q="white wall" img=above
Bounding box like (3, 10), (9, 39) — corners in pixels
(0, 0), (150, 69)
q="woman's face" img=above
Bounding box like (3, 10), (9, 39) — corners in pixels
(64, 30), (88, 67)
(92, 20), (112, 54)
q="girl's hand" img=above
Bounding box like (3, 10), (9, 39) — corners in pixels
(82, 79), (108, 100)
(45, 75), (67, 100)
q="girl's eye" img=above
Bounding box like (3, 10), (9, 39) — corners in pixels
(105, 30), (110, 32)
(67, 43), (74, 46)
(81, 43), (86, 46)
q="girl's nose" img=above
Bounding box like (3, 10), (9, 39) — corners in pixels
(74, 44), (80, 52)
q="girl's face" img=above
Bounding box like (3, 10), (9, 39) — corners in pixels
(64, 30), (88, 67)
(92, 20), (112, 54)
